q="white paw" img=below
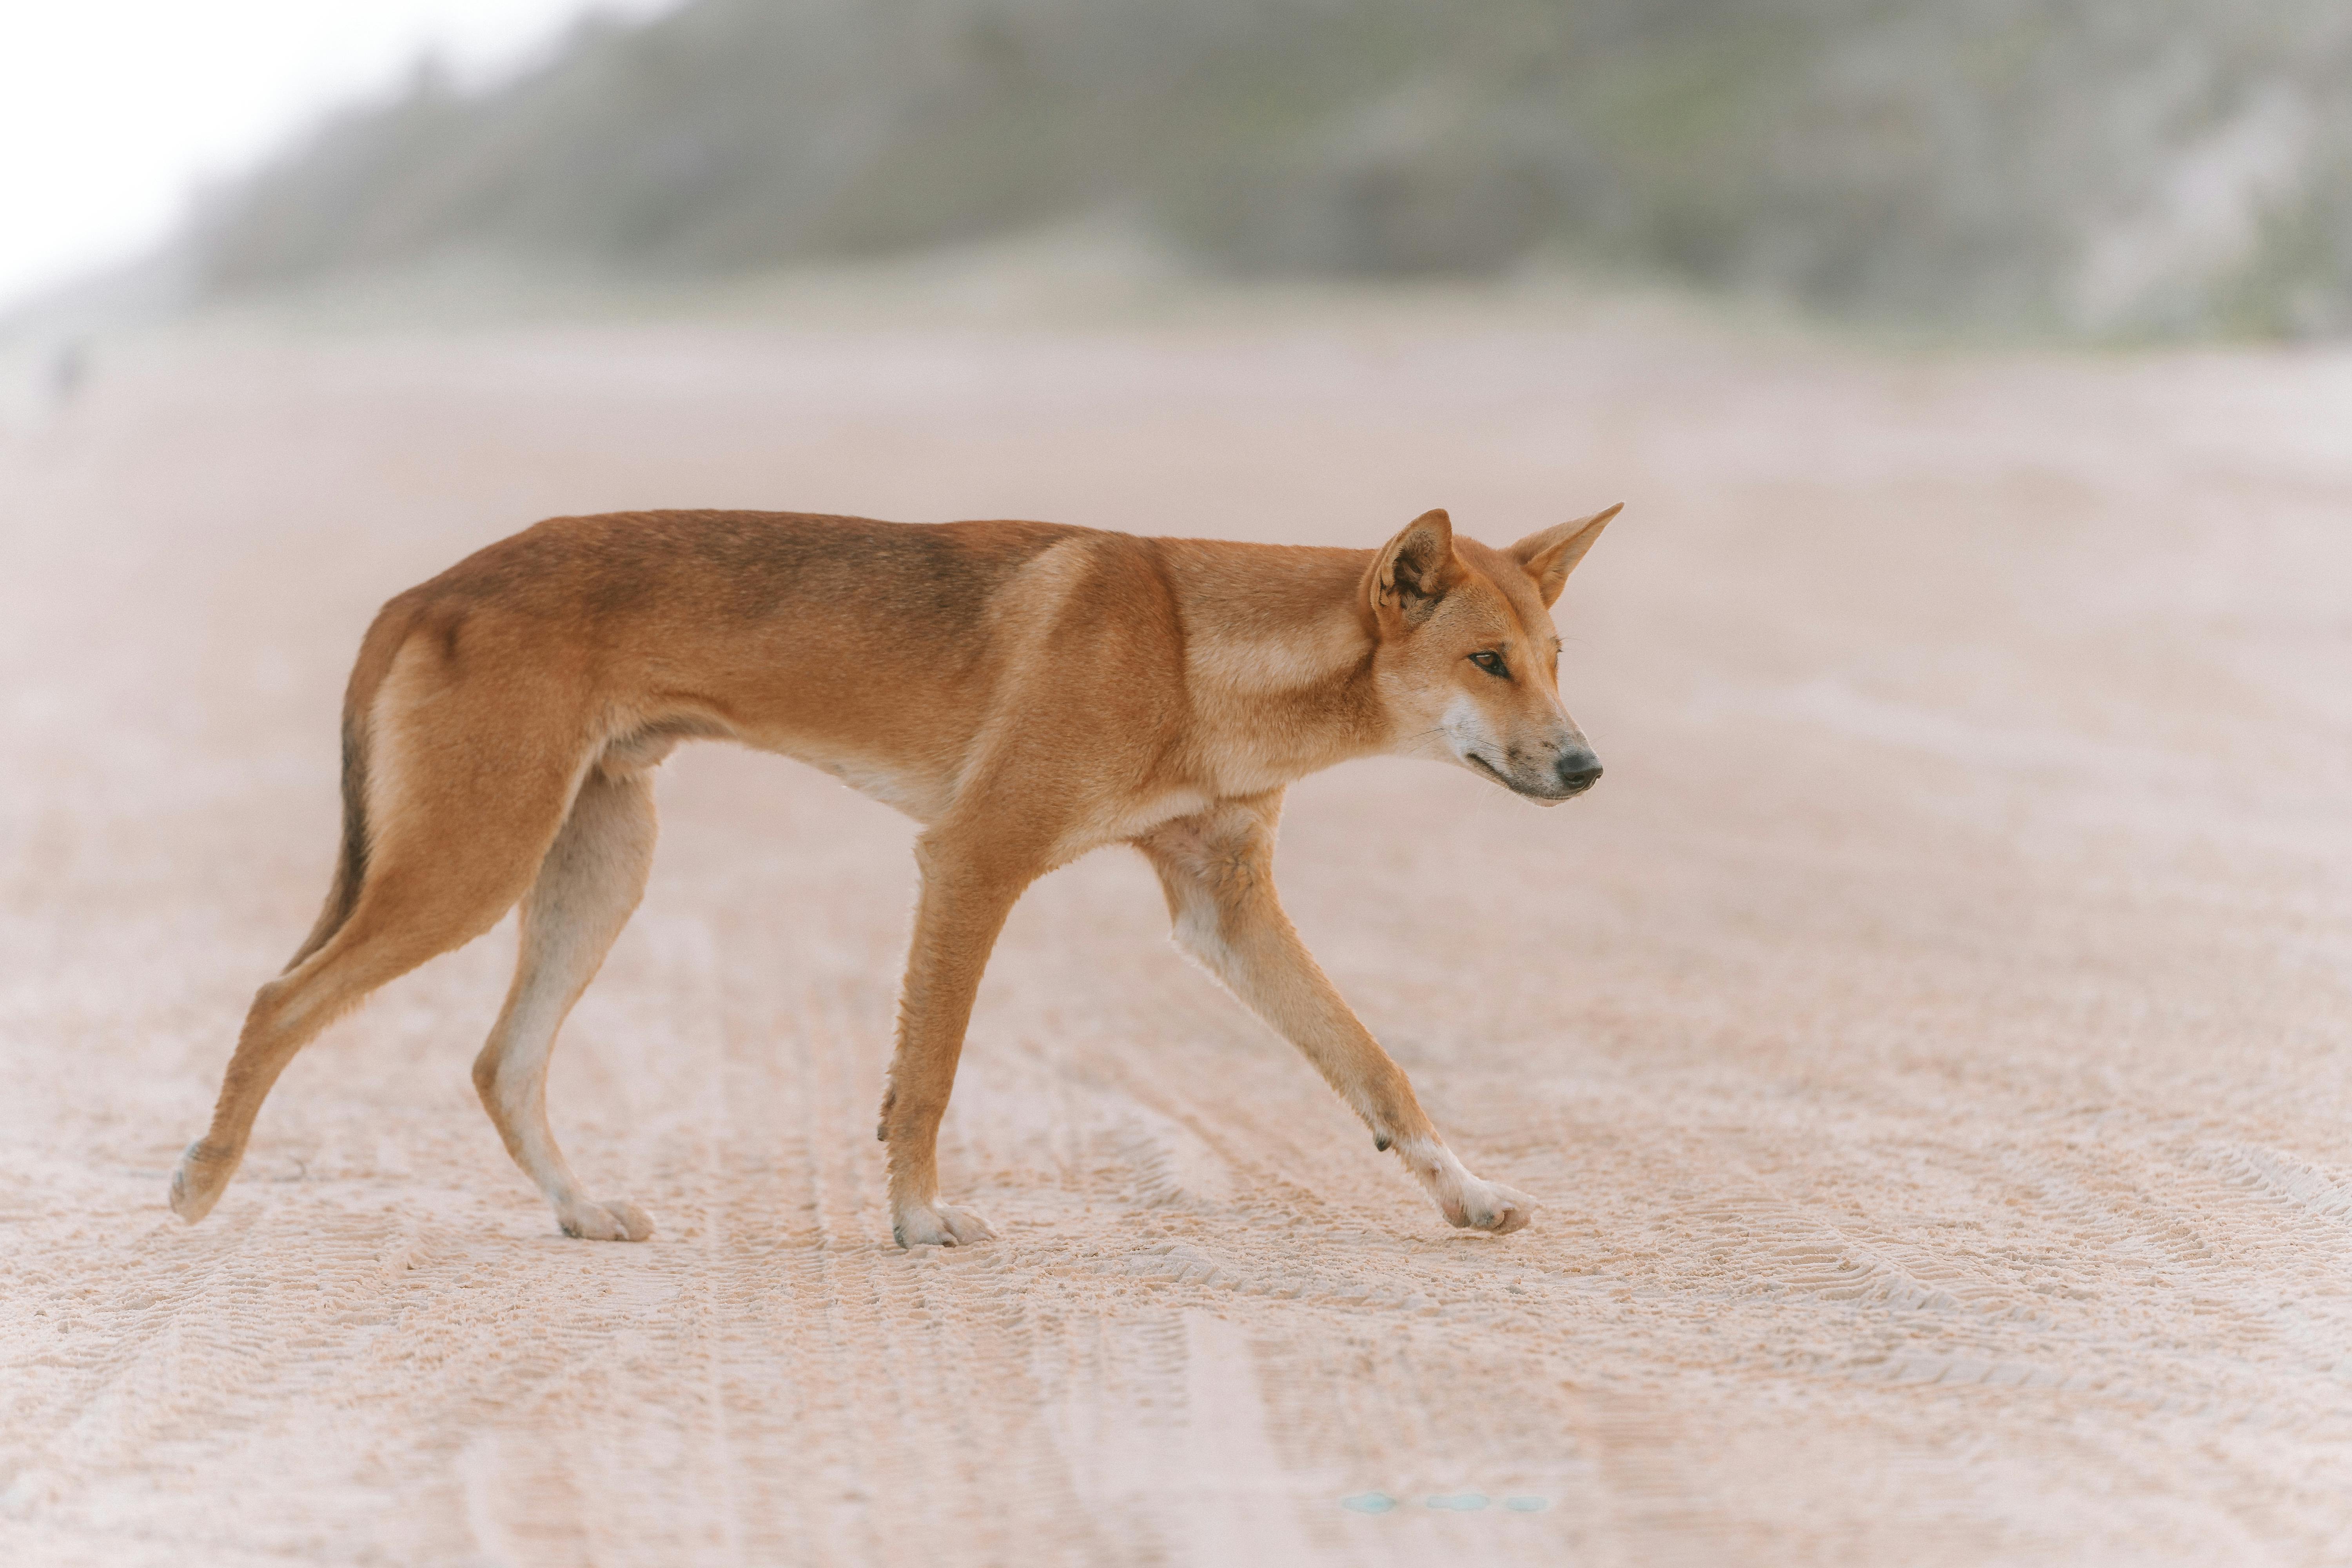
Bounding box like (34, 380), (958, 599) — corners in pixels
(557, 1198), (655, 1242)
(1445, 1179), (1536, 1235)
(893, 1201), (995, 1248)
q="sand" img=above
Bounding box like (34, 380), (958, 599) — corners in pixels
(2, 294), (2350, 1566)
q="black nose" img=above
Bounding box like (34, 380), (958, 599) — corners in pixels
(1555, 748), (1603, 795)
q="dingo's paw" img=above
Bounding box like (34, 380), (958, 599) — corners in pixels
(557, 1198), (654, 1242)
(1445, 1180), (1536, 1236)
(893, 1201), (995, 1249)
(168, 1140), (235, 1224)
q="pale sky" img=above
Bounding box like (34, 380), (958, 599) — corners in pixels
(0, 0), (679, 307)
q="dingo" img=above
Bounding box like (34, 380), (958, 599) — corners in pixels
(171, 503), (1619, 1246)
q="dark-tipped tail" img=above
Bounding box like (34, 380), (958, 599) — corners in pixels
(284, 711), (370, 971)
(283, 605), (410, 971)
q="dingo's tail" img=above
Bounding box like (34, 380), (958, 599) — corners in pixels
(283, 605), (410, 971)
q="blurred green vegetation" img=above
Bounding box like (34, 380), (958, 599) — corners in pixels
(185, 0), (2352, 338)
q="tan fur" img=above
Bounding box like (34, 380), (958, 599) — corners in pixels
(170, 504), (1620, 1246)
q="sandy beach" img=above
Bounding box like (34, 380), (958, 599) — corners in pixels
(3, 294), (2350, 1564)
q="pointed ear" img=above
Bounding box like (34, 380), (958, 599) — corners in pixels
(1369, 508), (1465, 626)
(1510, 503), (1622, 607)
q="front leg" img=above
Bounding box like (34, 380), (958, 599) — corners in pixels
(1135, 794), (1535, 1236)
(876, 828), (1034, 1247)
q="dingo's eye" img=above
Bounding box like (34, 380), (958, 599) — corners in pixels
(1469, 650), (1508, 678)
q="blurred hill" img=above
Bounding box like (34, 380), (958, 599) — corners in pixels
(181, 0), (2352, 338)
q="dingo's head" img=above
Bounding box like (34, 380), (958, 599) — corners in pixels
(1367, 504), (1620, 805)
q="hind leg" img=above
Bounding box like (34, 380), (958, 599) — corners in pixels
(171, 935), (420, 1223)
(172, 644), (592, 1225)
(472, 761), (658, 1241)
(169, 820), (565, 1224)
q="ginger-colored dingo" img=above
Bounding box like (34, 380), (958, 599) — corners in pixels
(171, 503), (1618, 1246)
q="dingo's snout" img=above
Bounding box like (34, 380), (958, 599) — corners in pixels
(1553, 744), (1602, 797)
(1468, 734), (1602, 803)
